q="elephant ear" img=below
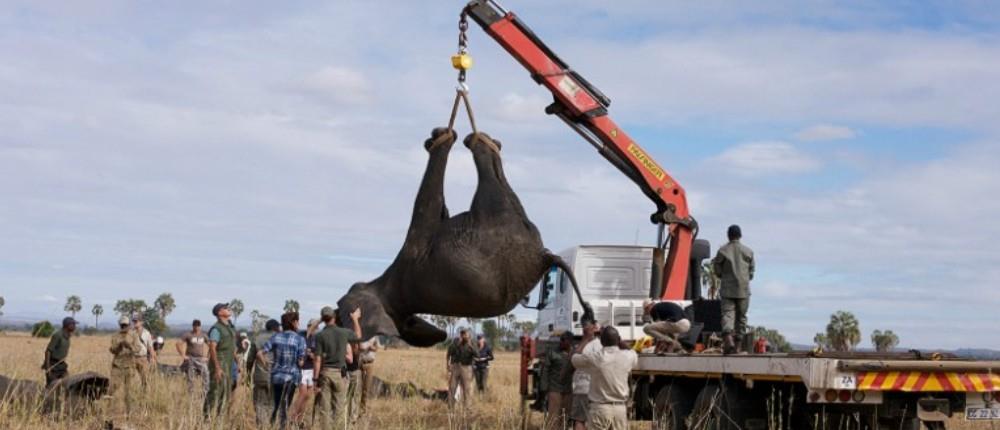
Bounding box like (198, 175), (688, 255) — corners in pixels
(337, 284), (399, 340)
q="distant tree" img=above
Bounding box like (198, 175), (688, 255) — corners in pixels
(813, 333), (828, 350)
(283, 300), (300, 313)
(871, 329), (900, 352)
(229, 299), (245, 324)
(751, 326), (792, 352)
(114, 299), (149, 318)
(825, 311), (862, 352)
(141, 307), (167, 336)
(64, 295), (82, 318)
(154, 293), (176, 322)
(701, 261), (721, 299)
(481, 319), (500, 346)
(518, 320), (537, 336)
(92, 304), (104, 328)
(444, 316), (459, 338)
(0, 296), (5, 321)
(466, 318), (481, 335)
(32, 320), (55, 338)
(250, 309), (270, 334)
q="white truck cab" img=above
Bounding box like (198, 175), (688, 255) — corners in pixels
(532, 245), (690, 341)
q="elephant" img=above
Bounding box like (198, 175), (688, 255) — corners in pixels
(338, 128), (591, 346)
(0, 372), (108, 417)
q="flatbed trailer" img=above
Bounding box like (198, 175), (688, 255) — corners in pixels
(522, 341), (1000, 429)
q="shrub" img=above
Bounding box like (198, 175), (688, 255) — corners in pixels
(31, 320), (55, 337)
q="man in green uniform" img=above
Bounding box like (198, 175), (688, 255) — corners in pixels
(542, 332), (575, 430)
(109, 315), (141, 418)
(446, 328), (478, 410)
(712, 224), (755, 354)
(247, 318), (280, 427)
(43, 317), (76, 386)
(204, 302), (238, 418)
(313, 306), (361, 429)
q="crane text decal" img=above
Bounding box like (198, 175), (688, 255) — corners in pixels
(627, 143), (666, 181)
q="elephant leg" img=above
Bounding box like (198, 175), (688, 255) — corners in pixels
(406, 128), (457, 242)
(463, 132), (527, 217)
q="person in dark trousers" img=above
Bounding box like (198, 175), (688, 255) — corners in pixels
(473, 334), (494, 393)
(542, 332), (574, 430)
(712, 224), (755, 354)
(247, 319), (280, 427)
(43, 317), (76, 386)
(260, 312), (306, 430)
(641, 300), (691, 353)
(203, 303), (238, 418)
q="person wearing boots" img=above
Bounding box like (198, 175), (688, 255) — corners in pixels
(712, 224), (755, 354)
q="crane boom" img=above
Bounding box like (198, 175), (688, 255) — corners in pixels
(464, 0), (697, 300)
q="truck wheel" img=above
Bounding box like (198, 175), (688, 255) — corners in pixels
(689, 383), (743, 430)
(652, 383), (693, 430)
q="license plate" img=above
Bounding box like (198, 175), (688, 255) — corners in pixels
(966, 407), (1000, 420)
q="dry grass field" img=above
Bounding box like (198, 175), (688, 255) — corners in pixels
(0, 332), (993, 429)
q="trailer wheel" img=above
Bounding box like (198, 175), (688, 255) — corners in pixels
(652, 383), (693, 430)
(689, 383), (744, 430)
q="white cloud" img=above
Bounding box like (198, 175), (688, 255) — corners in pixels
(712, 141), (820, 176)
(300, 66), (371, 105)
(492, 93), (549, 123)
(793, 124), (858, 142)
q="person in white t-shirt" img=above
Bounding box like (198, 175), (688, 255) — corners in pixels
(132, 315), (156, 388)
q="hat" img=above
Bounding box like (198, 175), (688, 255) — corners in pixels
(212, 302), (229, 316)
(320, 306), (336, 319)
(62, 317), (78, 327)
(132, 314), (142, 322)
(240, 332), (248, 338)
(118, 316), (130, 325)
(476, 334), (484, 340)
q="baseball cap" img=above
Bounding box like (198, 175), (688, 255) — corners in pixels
(118, 316), (130, 325)
(62, 317), (78, 327)
(212, 302), (229, 316)
(320, 306), (336, 319)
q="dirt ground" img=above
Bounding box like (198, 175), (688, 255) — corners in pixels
(0, 332), (992, 429)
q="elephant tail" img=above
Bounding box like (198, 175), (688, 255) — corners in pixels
(543, 251), (595, 323)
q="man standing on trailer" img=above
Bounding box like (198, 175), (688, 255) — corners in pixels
(712, 224), (755, 354)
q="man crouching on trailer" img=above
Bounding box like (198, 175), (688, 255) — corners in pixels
(641, 300), (691, 354)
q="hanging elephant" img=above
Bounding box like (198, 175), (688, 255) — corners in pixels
(338, 128), (590, 346)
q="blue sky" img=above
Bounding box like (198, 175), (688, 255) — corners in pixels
(1, 1), (999, 349)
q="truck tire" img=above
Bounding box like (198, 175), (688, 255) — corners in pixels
(652, 383), (693, 430)
(689, 383), (744, 430)
(691, 239), (711, 261)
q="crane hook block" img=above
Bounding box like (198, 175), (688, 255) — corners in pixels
(451, 53), (473, 71)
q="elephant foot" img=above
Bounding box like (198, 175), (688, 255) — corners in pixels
(463, 132), (502, 152)
(399, 315), (447, 347)
(337, 283), (400, 340)
(424, 127), (456, 152)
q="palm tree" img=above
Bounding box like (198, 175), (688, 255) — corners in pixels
(64, 295), (82, 318)
(0, 296), (5, 322)
(701, 261), (721, 299)
(813, 333), (828, 349)
(871, 329), (900, 352)
(283, 300), (300, 313)
(92, 304), (104, 328)
(229, 299), (245, 324)
(154, 293), (176, 321)
(825, 311), (861, 352)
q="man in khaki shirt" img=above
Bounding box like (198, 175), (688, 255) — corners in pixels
(570, 327), (637, 430)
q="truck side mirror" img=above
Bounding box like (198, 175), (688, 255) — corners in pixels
(538, 266), (558, 309)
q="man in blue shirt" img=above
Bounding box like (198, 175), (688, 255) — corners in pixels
(259, 312), (306, 430)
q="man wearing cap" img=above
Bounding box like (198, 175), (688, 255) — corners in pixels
(473, 334), (493, 394)
(641, 300), (691, 354)
(178, 319), (210, 396)
(446, 328), (478, 410)
(42, 316), (77, 386)
(314, 306), (361, 429)
(132, 315), (156, 388)
(109, 315), (141, 417)
(204, 302), (238, 418)
(247, 319), (280, 427)
(712, 224), (755, 354)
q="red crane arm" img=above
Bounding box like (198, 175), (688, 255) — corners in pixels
(465, 1), (696, 301)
